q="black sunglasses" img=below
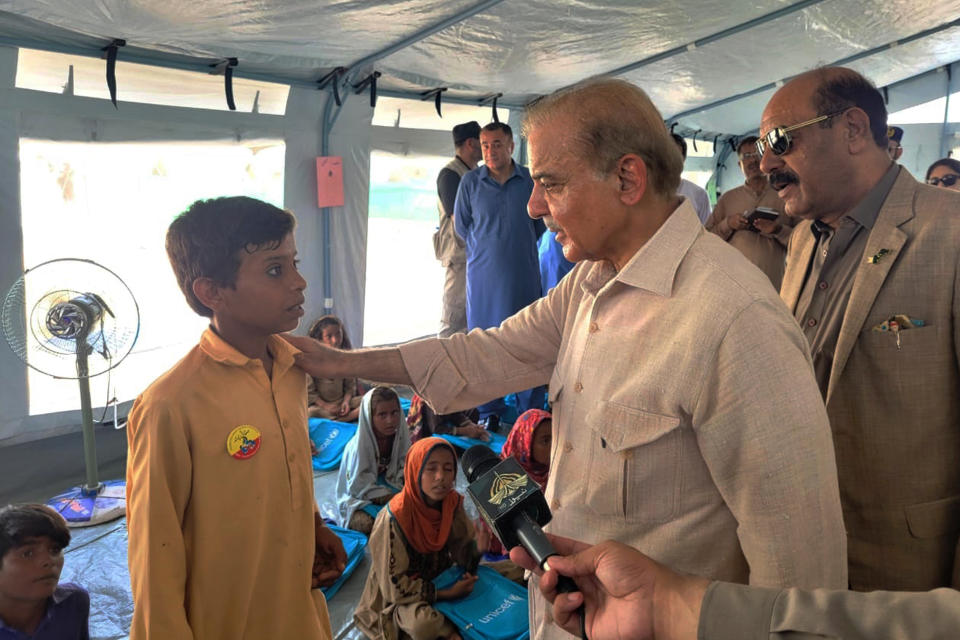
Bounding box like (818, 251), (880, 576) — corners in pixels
(927, 173), (960, 187)
(757, 110), (847, 157)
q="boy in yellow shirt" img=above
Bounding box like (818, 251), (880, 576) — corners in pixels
(126, 196), (345, 640)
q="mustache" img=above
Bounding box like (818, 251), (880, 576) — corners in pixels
(768, 171), (799, 190)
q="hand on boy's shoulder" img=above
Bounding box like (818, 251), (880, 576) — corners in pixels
(280, 333), (340, 379)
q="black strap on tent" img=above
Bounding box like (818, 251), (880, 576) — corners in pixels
(478, 93), (503, 123)
(353, 71), (381, 108)
(101, 39), (125, 109)
(210, 58), (239, 110)
(421, 87), (447, 117)
(691, 129), (701, 153)
(318, 67), (346, 106)
(712, 134), (720, 149)
(729, 138), (738, 153)
(670, 122), (678, 135)
(882, 86), (889, 105)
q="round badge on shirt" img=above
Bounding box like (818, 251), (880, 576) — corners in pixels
(227, 425), (262, 460)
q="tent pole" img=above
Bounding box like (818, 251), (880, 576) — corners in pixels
(941, 64), (955, 159)
(320, 90), (345, 315)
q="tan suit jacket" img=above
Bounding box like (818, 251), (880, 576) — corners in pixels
(701, 581), (960, 640)
(781, 169), (960, 590)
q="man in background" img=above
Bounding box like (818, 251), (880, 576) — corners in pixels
(706, 136), (793, 289)
(672, 133), (712, 224)
(434, 121), (482, 337)
(455, 122), (545, 420)
(887, 125), (904, 161)
(765, 66), (960, 590)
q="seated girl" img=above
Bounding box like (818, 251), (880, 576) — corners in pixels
(477, 408), (552, 558)
(337, 387), (411, 536)
(355, 438), (479, 640)
(307, 315), (361, 422)
(406, 395), (489, 442)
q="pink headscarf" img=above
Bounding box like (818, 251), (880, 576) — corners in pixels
(501, 409), (552, 489)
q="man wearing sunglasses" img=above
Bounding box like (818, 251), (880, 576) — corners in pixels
(761, 66), (960, 593)
(705, 136), (793, 289)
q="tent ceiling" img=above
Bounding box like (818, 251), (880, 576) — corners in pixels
(1, 0), (959, 137)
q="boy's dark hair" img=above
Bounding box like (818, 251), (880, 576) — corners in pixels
(482, 122), (513, 138)
(813, 70), (888, 148)
(307, 315), (353, 350)
(166, 196), (296, 317)
(0, 504), (70, 566)
(370, 386), (400, 411)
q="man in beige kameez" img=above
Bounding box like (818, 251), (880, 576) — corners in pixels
(706, 136), (794, 289)
(290, 78), (847, 639)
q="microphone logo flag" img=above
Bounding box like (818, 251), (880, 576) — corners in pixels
(489, 472), (528, 506)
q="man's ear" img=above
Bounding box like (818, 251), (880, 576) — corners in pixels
(843, 108), (873, 154)
(192, 277), (223, 313)
(617, 154), (648, 206)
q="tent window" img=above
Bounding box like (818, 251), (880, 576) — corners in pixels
(889, 93), (960, 124)
(682, 169), (713, 189)
(18, 138), (285, 415)
(16, 48), (289, 115)
(363, 151), (449, 346)
(684, 138), (714, 158)
(372, 97), (508, 131)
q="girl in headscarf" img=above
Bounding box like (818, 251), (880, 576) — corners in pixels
(406, 394), (487, 442)
(306, 315), (361, 421)
(336, 387), (411, 535)
(479, 409), (553, 557)
(354, 438), (480, 640)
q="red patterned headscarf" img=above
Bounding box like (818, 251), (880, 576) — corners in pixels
(388, 437), (462, 554)
(501, 409), (552, 489)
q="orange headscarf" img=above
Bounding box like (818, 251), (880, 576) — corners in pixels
(388, 437), (462, 554)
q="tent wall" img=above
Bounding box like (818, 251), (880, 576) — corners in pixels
(0, 46), (373, 445)
(0, 46), (28, 441)
(326, 98), (374, 346)
(281, 86), (375, 349)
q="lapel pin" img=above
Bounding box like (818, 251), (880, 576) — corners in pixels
(867, 248), (890, 264)
(227, 424), (262, 459)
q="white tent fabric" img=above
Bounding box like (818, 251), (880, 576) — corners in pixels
(2, 0), (960, 135)
(1, 1), (960, 444)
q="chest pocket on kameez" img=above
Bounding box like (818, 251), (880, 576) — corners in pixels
(584, 402), (681, 524)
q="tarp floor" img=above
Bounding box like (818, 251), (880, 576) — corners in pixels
(52, 470), (368, 640)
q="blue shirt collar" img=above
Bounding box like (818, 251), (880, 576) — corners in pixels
(478, 161), (523, 184)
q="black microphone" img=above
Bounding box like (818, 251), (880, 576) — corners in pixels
(461, 445), (577, 594)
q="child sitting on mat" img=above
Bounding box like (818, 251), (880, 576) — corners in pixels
(354, 438), (479, 640)
(476, 408), (552, 558)
(307, 315), (361, 422)
(0, 504), (89, 640)
(336, 387), (410, 536)
(405, 394), (488, 442)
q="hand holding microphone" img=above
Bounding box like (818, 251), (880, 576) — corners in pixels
(460, 445), (585, 636)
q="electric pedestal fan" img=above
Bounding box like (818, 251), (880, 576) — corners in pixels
(2, 258), (140, 527)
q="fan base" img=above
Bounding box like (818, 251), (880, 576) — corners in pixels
(47, 479), (126, 528)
